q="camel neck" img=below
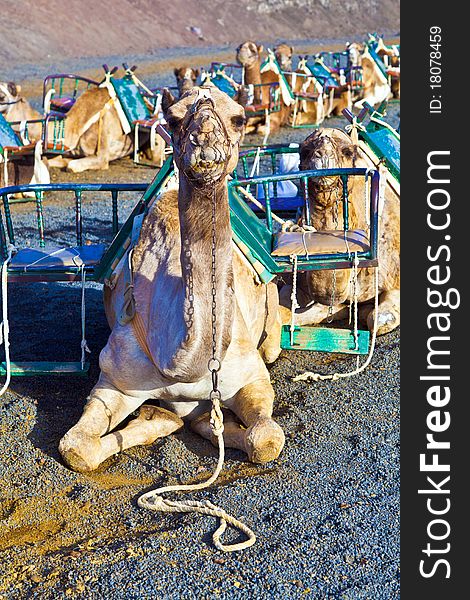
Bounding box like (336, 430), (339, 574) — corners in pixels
(162, 175), (235, 382)
(243, 61), (262, 85)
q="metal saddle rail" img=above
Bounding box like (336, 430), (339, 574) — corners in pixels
(245, 82), (281, 116)
(0, 181), (148, 281)
(8, 114), (68, 154)
(209, 62), (244, 84)
(42, 73), (100, 115)
(229, 167), (380, 275)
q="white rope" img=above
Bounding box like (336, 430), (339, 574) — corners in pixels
(138, 396), (256, 552)
(0, 245), (15, 397)
(79, 264), (90, 369)
(289, 254), (300, 345)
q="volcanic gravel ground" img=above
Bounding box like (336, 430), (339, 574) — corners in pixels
(0, 105), (400, 599)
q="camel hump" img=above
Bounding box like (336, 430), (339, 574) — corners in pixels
(67, 86), (111, 121)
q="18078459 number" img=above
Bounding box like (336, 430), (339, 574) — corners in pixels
(429, 26), (442, 89)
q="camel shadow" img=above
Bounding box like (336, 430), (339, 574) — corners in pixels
(6, 281), (109, 462)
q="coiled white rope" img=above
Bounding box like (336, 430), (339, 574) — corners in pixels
(138, 397), (256, 552)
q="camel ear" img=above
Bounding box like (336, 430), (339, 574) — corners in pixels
(7, 82), (19, 96)
(193, 68), (200, 79)
(290, 46), (294, 55)
(162, 88), (177, 117)
(174, 67), (180, 77)
(257, 45), (264, 55)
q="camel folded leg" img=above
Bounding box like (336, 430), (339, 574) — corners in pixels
(363, 288), (400, 335)
(191, 380), (285, 464)
(66, 154), (110, 173)
(47, 156), (72, 169)
(59, 382), (183, 472)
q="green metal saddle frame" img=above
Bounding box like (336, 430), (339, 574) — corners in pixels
(1, 152), (379, 377)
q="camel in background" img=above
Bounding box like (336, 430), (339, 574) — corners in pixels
(0, 81), (43, 142)
(236, 41), (293, 135)
(280, 128), (400, 336)
(173, 67), (200, 96)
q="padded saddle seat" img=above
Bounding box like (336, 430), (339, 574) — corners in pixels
(10, 244), (106, 271)
(50, 97), (76, 113)
(133, 117), (159, 128)
(272, 229), (369, 257)
(245, 103), (271, 112)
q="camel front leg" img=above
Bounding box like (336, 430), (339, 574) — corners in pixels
(59, 380), (183, 472)
(191, 380), (285, 464)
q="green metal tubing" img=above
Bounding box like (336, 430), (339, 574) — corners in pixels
(35, 191), (45, 248)
(75, 190), (83, 246)
(2, 194), (15, 247)
(111, 190), (119, 235)
(263, 181), (272, 233)
(341, 175), (349, 231)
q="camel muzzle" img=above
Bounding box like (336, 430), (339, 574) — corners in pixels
(179, 92), (232, 186)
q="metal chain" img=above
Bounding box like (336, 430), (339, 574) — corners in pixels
(183, 238), (194, 342)
(208, 187), (223, 435)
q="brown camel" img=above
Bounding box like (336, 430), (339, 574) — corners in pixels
(47, 84), (165, 173)
(236, 41), (292, 135)
(280, 128), (400, 336)
(274, 43), (294, 72)
(174, 67), (200, 96)
(0, 81), (43, 142)
(58, 86), (285, 473)
(288, 60), (351, 126)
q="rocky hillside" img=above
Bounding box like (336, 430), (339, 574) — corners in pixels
(1, 0), (399, 65)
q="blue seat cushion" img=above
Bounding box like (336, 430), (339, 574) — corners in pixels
(10, 244), (106, 271)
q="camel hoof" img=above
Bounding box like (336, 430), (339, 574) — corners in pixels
(59, 430), (102, 473)
(369, 309), (399, 336)
(245, 417), (285, 464)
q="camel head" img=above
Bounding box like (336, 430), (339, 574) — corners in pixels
(300, 128), (360, 206)
(0, 81), (20, 114)
(300, 128), (363, 304)
(163, 86), (246, 187)
(174, 67), (200, 96)
(346, 42), (363, 67)
(236, 41), (263, 68)
(274, 43), (294, 71)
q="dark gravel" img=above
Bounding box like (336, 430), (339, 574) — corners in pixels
(0, 104), (399, 599)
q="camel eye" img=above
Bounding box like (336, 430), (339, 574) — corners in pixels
(342, 146), (354, 158)
(231, 115), (246, 129)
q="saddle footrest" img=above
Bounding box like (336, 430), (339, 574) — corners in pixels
(0, 362), (90, 376)
(280, 325), (370, 354)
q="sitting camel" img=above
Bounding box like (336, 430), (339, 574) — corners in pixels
(59, 86), (285, 472)
(47, 85), (165, 173)
(236, 41), (292, 135)
(288, 59), (351, 126)
(280, 128), (400, 336)
(356, 46), (392, 108)
(174, 67), (200, 96)
(0, 81), (43, 142)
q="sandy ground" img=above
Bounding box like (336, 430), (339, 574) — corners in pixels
(0, 71), (400, 599)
